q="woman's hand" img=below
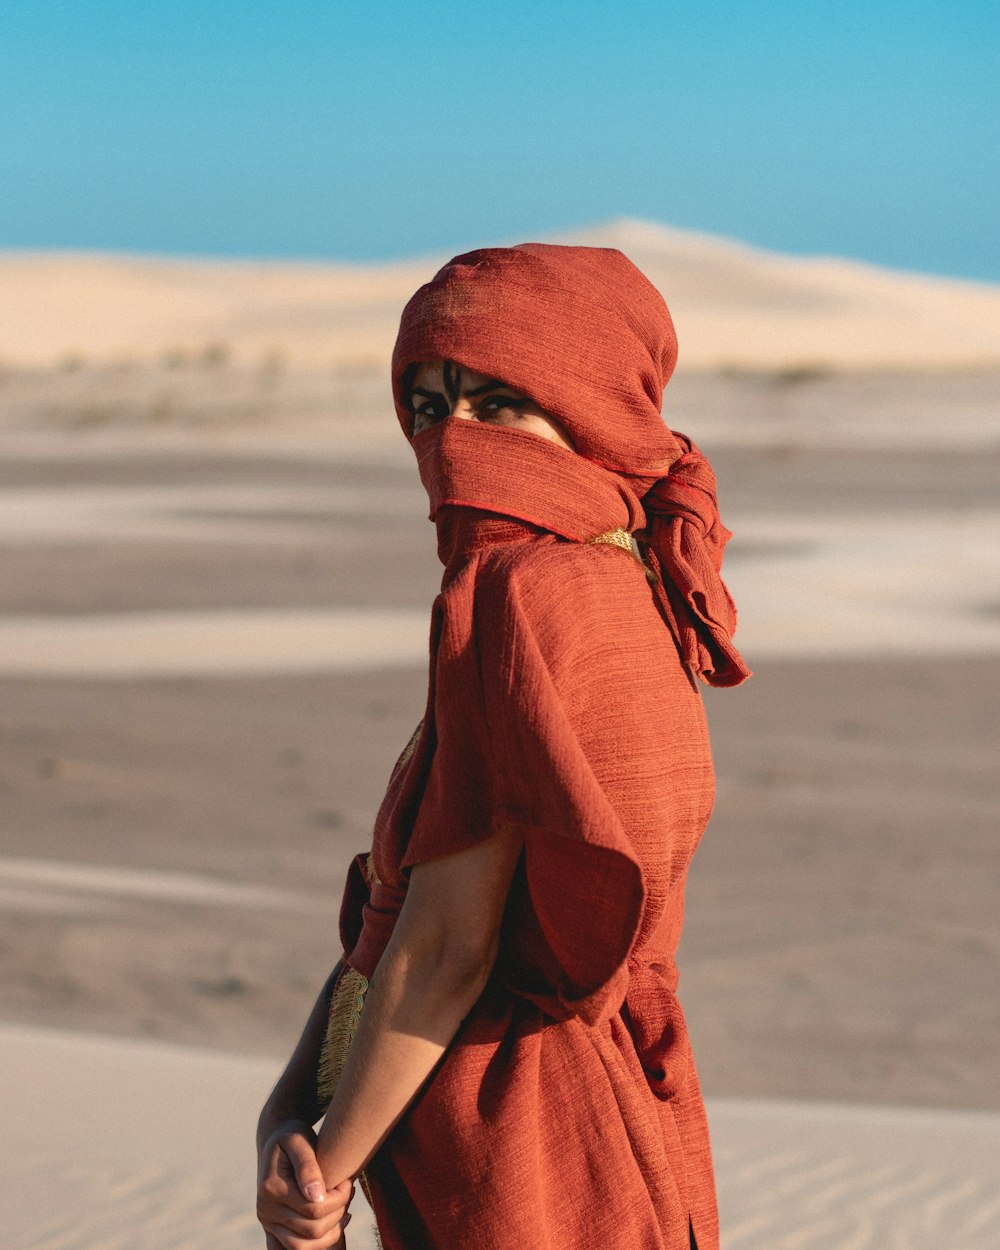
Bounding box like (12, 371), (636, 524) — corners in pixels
(257, 1118), (353, 1249)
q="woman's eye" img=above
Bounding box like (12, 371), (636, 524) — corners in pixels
(481, 394), (527, 416)
(413, 400), (448, 423)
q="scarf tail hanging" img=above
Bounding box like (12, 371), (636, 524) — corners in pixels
(636, 437), (751, 688)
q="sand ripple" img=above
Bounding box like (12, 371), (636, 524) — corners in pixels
(0, 857), (320, 912)
(6, 1026), (998, 1250)
(712, 1096), (1000, 1249)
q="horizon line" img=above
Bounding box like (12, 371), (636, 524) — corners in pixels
(3, 217), (998, 291)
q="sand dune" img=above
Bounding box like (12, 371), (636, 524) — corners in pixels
(6, 1022), (999, 1250)
(4, 219), (1000, 370)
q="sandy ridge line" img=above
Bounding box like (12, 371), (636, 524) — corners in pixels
(0, 482), (425, 543)
(0, 607), (432, 676)
(0, 857), (321, 911)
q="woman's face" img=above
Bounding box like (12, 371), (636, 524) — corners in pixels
(407, 360), (574, 450)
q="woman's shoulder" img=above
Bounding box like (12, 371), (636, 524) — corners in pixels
(475, 536), (625, 601)
(473, 539), (664, 665)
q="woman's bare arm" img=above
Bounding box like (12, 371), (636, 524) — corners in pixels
(257, 960), (341, 1151)
(256, 963), (354, 1249)
(315, 823), (524, 1187)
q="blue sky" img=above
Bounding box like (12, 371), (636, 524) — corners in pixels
(2, 1), (998, 280)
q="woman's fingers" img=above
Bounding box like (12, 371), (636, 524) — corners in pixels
(262, 1133), (348, 1213)
(257, 1124), (355, 1248)
(263, 1219), (350, 1250)
(259, 1195), (349, 1240)
(259, 1179), (352, 1244)
(282, 1128), (329, 1205)
(271, 1203), (348, 1238)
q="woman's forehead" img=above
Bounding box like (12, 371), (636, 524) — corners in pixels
(411, 360), (515, 393)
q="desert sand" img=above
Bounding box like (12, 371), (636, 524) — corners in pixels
(8, 1021), (999, 1250)
(2, 222), (999, 1248)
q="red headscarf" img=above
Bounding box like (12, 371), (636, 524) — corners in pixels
(392, 243), (750, 687)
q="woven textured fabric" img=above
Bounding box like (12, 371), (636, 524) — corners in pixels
(333, 244), (747, 1248)
(342, 513), (721, 1249)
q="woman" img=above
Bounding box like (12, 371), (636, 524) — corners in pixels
(256, 243), (749, 1250)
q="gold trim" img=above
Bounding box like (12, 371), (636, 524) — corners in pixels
(397, 719), (423, 770)
(588, 526), (634, 553)
(588, 528), (659, 584)
(318, 966), (369, 1105)
(317, 964), (379, 1225)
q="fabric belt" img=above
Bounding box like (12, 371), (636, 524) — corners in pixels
(623, 954), (693, 1101)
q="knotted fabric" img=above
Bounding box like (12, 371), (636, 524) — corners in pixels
(626, 955), (693, 1100)
(393, 241), (750, 687)
(636, 435), (748, 687)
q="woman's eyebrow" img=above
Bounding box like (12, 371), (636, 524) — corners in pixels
(410, 386), (444, 399)
(463, 378), (520, 396)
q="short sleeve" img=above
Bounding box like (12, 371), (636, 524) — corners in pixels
(403, 557), (646, 1026)
(401, 594), (498, 868)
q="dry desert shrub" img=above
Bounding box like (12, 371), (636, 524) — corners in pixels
(771, 363), (833, 387)
(200, 341), (230, 367)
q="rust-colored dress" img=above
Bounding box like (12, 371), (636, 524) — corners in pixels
(321, 240), (750, 1249)
(333, 509), (721, 1250)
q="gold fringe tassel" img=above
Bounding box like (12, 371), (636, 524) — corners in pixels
(589, 527), (659, 584)
(317, 963), (379, 1235)
(318, 965), (369, 1105)
(588, 526), (635, 553)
